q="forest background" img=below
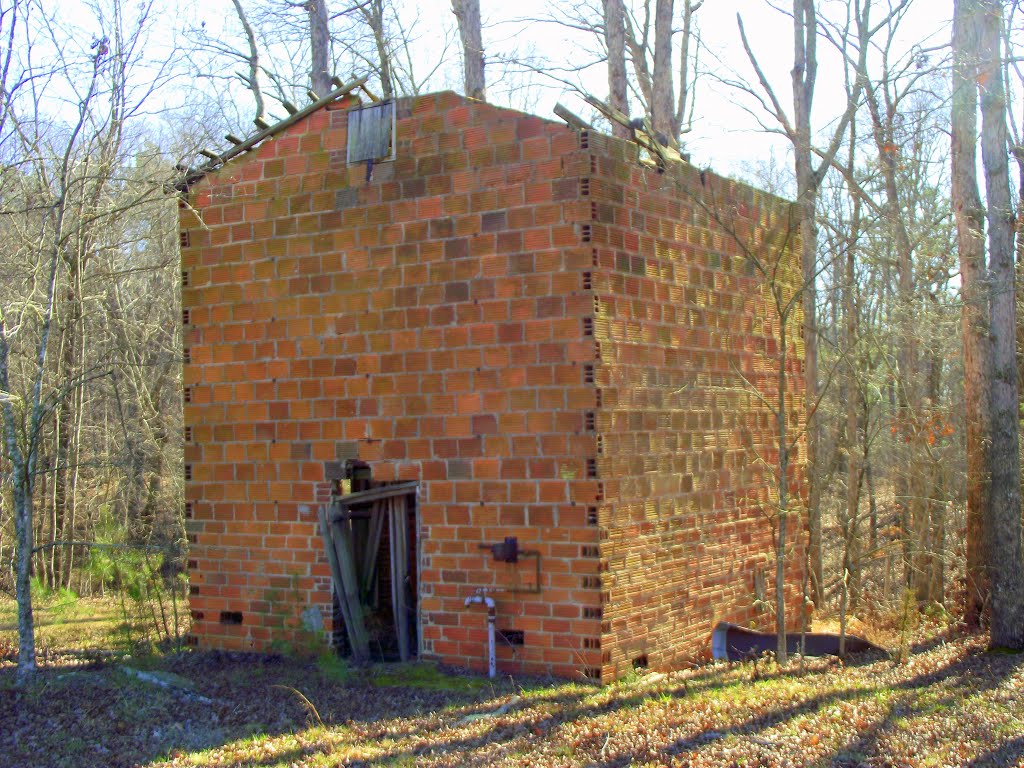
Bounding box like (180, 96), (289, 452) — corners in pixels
(2, 0), (1023, 677)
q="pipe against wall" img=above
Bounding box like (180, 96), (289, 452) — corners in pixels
(464, 592), (496, 678)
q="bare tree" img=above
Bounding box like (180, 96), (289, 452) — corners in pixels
(230, 0), (267, 123)
(497, 1), (700, 147)
(625, 0), (702, 145)
(691, 176), (814, 665)
(308, 0), (332, 97)
(734, 0), (909, 611)
(975, 0), (1024, 649)
(604, 0), (629, 137)
(452, 0), (485, 100)
(0, 0), (181, 677)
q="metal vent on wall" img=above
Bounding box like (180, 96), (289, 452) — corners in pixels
(347, 101), (395, 163)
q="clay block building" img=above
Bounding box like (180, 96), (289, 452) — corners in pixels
(178, 89), (806, 681)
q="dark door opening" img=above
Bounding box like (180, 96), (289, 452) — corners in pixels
(322, 475), (418, 663)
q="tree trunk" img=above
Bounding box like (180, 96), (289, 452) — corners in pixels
(452, 0), (485, 101)
(792, 0), (822, 611)
(866, 457), (877, 556)
(53, 246), (83, 591)
(952, 0), (991, 629)
(2, 321), (38, 677)
(776, 318), (790, 665)
(13, 474), (36, 678)
(977, 0), (1024, 649)
(230, 0), (266, 123)
(603, 0), (629, 138)
(308, 0), (332, 98)
(672, 0), (699, 139)
(363, 0), (393, 98)
(865, 82), (923, 600)
(652, 0), (674, 141)
(928, 347), (946, 605)
(844, 208), (862, 610)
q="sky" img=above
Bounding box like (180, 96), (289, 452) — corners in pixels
(476, 0), (953, 179)
(42, 0), (954, 183)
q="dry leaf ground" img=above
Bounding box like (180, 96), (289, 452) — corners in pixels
(2, 597), (1022, 768)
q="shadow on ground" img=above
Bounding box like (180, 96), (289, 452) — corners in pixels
(0, 634), (1021, 768)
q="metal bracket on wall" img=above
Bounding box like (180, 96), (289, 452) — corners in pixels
(478, 538), (542, 594)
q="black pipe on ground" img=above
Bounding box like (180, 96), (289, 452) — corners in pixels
(711, 622), (883, 661)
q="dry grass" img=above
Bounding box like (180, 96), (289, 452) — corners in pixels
(1, 598), (1022, 768)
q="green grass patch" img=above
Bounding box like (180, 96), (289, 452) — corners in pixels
(369, 661), (490, 692)
(0, 594), (186, 658)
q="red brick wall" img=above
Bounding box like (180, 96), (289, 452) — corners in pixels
(179, 91), (804, 680)
(583, 133), (807, 679)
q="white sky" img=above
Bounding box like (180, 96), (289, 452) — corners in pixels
(478, 0), (953, 179)
(46, 0), (953, 182)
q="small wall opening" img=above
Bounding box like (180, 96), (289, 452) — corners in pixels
(499, 629), (525, 646)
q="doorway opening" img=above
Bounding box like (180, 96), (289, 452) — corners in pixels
(322, 464), (418, 662)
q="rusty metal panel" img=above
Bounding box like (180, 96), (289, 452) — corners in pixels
(347, 101), (394, 163)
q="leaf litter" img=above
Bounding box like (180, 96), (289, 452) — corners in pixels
(1, 632), (1022, 767)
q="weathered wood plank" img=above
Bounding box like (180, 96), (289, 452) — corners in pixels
(360, 501), (387, 598)
(389, 495), (410, 661)
(332, 518), (371, 661)
(554, 103), (592, 130)
(347, 101), (393, 162)
(318, 506), (357, 656)
(329, 481), (418, 518)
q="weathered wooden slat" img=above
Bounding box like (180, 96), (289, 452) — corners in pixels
(389, 495), (410, 661)
(329, 481), (418, 518)
(318, 506), (357, 656)
(347, 101), (394, 162)
(582, 94), (629, 129)
(332, 518), (371, 661)
(176, 77), (369, 191)
(360, 499), (387, 598)
(581, 93), (683, 166)
(358, 82), (380, 102)
(554, 103), (592, 130)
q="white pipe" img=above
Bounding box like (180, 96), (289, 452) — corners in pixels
(464, 592), (496, 678)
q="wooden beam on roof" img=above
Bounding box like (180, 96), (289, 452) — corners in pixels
(554, 103), (592, 130)
(582, 94), (630, 131)
(174, 76), (369, 191)
(357, 82), (380, 103)
(582, 93), (684, 168)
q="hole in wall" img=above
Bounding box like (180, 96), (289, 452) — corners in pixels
(499, 629), (525, 646)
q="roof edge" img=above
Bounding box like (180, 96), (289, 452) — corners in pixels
(173, 77), (368, 193)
